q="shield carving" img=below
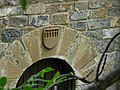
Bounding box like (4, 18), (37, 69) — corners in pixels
(42, 28), (59, 49)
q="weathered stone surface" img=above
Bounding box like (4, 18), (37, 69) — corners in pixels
(10, 16), (28, 27)
(6, 40), (32, 71)
(108, 7), (120, 16)
(4, 0), (20, 5)
(0, 18), (3, 28)
(0, 43), (8, 55)
(59, 28), (78, 64)
(106, 52), (119, 62)
(3, 17), (9, 27)
(2, 61), (22, 79)
(28, 0), (78, 3)
(80, 65), (97, 81)
(0, 7), (22, 17)
(102, 62), (114, 76)
(6, 79), (18, 89)
(23, 30), (41, 62)
(28, 0), (39, 4)
(0, 0), (5, 7)
(88, 0), (102, 9)
(74, 38), (97, 69)
(0, 43), (8, 50)
(112, 1), (120, 7)
(5, 6), (22, 16)
(75, 2), (88, 10)
(25, 2), (45, 14)
(0, 8), (5, 16)
(70, 22), (86, 30)
(92, 8), (106, 18)
(94, 38), (120, 53)
(29, 15), (49, 26)
(51, 13), (69, 25)
(88, 18), (110, 29)
(1, 28), (22, 43)
(103, 28), (120, 39)
(46, 3), (72, 13)
(84, 30), (103, 41)
(111, 17), (120, 27)
(69, 10), (91, 20)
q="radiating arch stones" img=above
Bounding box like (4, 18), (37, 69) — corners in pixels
(0, 25), (98, 88)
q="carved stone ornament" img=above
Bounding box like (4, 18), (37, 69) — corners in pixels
(42, 28), (59, 49)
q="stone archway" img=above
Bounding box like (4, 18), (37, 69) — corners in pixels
(16, 58), (76, 90)
(0, 25), (98, 88)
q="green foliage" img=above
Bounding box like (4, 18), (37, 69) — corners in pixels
(37, 67), (54, 78)
(0, 77), (7, 88)
(0, 67), (72, 90)
(20, 0), (28, 11)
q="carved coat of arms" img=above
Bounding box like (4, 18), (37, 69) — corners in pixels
(42, 28), (59, 49)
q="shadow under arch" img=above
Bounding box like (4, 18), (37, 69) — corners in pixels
(16, 58), (75, 90)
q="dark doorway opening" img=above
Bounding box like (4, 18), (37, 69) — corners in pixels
(16, 58), (75, 90)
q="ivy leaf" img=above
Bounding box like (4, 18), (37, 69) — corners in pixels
(0, 77), (7, 87)
(0, 86), (3, 90)
(23, 86), (33, 90)
(34, 87), (43, 90)
(20, 0), (28, 11)
(37, 67), (54, 78)
(45, 71), (60, 89)
(11, 88), (18, 90)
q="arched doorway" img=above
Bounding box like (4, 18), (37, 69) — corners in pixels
(16, 58), (75, 90)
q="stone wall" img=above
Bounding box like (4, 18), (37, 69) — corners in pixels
(0, 0), (120, 89)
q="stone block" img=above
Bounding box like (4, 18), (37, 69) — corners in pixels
(108, 7), (120, 16)
(0, 41), (32, 79)
(0, 6), (22, 17)
(70, 22), (86, 30)
(10, 16), (28, 27)
(1, 28), (22, 43)
(25, 2), (45, 14)
(74, 41), (97, 70)
(59, 28), (78, 64)
(111, 17), (120, 27)
(92, 8), (106, 19)
(22, 30), (41, 62)
(46, 3), (72, 13)
(51, 13), (69, 25)
(5, 6), (22, 16)
(69, 10), (91, 20)
(88, 18), (110, 30)
(75, 2), (88, 10)
(29, 15), (49, 26)
(88, 0), (102, 9)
